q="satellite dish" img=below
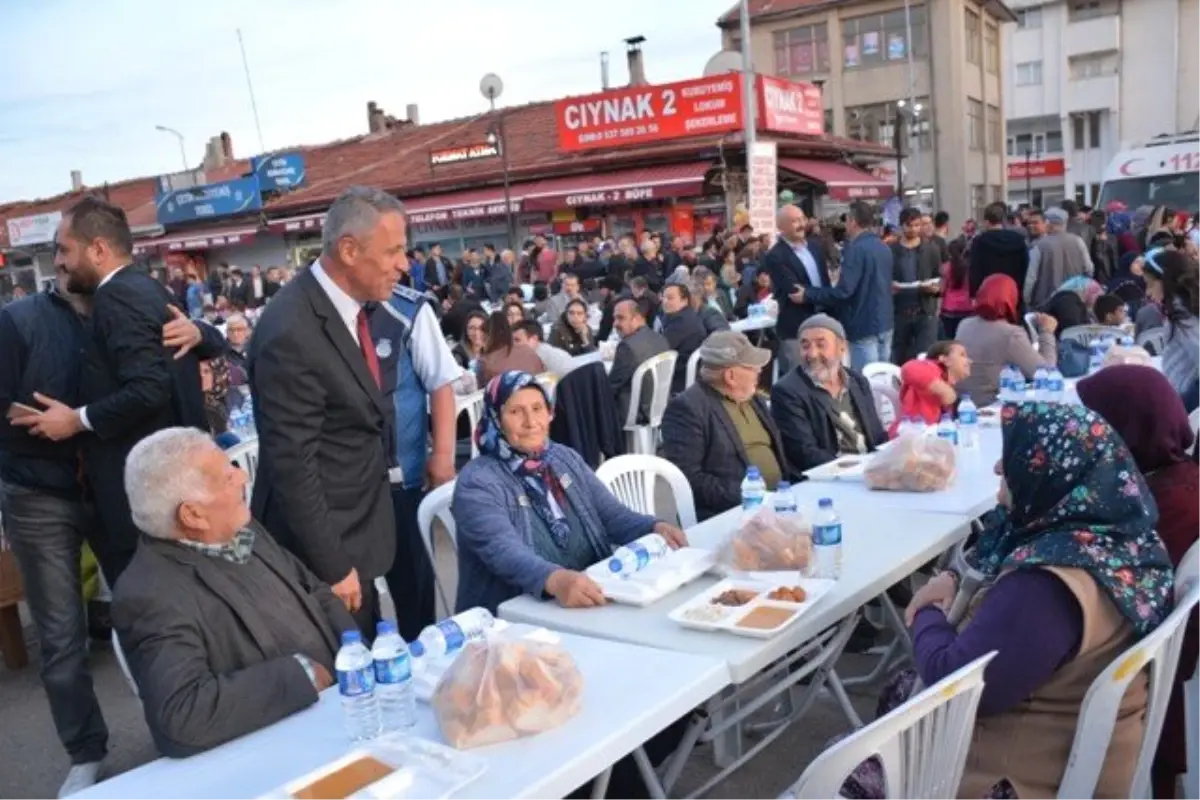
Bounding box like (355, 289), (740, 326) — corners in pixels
(479, 73), (504, 102)
(703, 50), (747, 76)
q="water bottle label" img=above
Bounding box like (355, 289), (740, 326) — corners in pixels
(435, 620), (466, 652)
(374, 654), (412, 685)
(959, 409), (977, 424)
(813, 522), (842, 547)
(338, 666), (375, 697)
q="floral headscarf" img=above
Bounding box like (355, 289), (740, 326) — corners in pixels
(1057, 275), (1105, 312)
(475, 371), (570, 546)
(201, 356), (232, 434)
(975, 402), (1174, 635)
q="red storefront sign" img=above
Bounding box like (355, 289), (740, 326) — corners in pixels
(1007, 158), (1066, 180)
(757, 75), (824, 136)
(552, 219), (602, 235)
(555, 75), (742, 152)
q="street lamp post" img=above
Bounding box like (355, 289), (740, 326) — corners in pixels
(480, 74), (515, 252)
(154, 125), (188, 172)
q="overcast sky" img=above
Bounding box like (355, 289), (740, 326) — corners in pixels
(0, 0), (735, 204)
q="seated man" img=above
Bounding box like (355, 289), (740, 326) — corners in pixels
(660, 331), (793, 520)
(608, 296), (670, 423)
(512, 319), (576, 376)
(771, 314), (888, 472)
(112, 428), (354, 758)
(659, 279), (708, 393)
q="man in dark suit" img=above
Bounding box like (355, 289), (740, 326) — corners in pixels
(226, 267), (251, 308)
(18, 197), (222, 588)
(608, 296), (670, 425)
(249, 186), (408, 635)
(114, 428), (353, 758)
(764, 204), (829, 375)
(658, 280), (708, 393)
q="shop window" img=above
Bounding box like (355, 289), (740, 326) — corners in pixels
(773, 23), (830, 76)
(842, 5), (927, 70)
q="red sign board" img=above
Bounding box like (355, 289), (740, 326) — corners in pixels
(552, 219), (602, 235)
(757, 75), (824, 136)
(1007, 157), (1066, 180)
(555, 75), (743, 152)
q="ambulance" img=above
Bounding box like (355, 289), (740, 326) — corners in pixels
(1097, 132), (1199, 213)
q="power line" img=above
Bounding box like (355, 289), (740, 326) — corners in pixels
(237, 28), (267, 154)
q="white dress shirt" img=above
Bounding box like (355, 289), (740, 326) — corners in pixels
(310, 261), (363, 345)
(792, 241), (822, 288)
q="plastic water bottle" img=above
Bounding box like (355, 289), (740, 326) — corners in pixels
(997, 365), (1013, 402)
(371, 621), (415, 732)
(409, 608), (495, 661)
(1033, 366), (1049, 401)
(811, 498), (843, 580)
(958, 394), (979, 449)
(912, 416), (929, 436)
(608, 533), (669, 577)
(1089, 339), (1104, 371)
(1010, 367), (1027, 400)
(1120, 335), (1134, 347)
(936, 412), (958, 445)
(773, 482), (798, 516)
(336, 631), (381, 741)
(740, 466), (766, 518)
(239, 399), (256, 438)
(1048, 368), (1065, 403)
(896, 416), (913, 437)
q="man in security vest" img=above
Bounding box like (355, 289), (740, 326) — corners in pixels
(370, 282), (461, 640)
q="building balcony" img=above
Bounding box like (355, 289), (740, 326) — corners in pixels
(1065, 14), (1120, 58)
(1065, 74), (1119, 113)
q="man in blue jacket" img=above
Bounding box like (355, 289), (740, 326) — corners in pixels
(793, 201), (894, 371)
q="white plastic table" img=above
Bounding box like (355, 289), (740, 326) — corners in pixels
(731, 315), (776, 334)
(568, 350), (613, 373)
(72, 634), (728, 800)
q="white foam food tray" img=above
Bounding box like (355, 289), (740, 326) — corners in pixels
(584, 546), (716, 606)
(668, 577), (836, 639)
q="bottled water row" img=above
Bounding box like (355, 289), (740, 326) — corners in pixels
(337, 608), (496, 740)
(740, 472), (842, 580)
(1000, 364), (1066, 403)
(894, 393), (980, 449)
(228, 397), (256, 440)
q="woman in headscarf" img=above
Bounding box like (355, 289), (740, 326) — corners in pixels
(1144, 247), (1200, 410)
(1108, 251), (1146, 310)
(199, 356), (233, 435)
(452, 371), (686, 614)
(1054, 275), (1105, 319)
(956, 274), (1058, 405)
(1078, 365), (1199, 797)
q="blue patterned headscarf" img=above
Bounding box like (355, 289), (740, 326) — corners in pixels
(475, 371), (571, 546)
(975, 402), (1174, 635)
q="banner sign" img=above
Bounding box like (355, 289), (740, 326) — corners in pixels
(5, 211), (62, 247)
(757, 75), (824, 136)
(252, 152), (307, 190)
(1007, 157), (1066, 180)
(429, 143), (500, 166)
(747, 141), (778, 241)
(155, 176), (263, 226)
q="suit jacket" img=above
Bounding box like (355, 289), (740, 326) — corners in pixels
(660, 308), (707, 393)
(769, 366), (888, 473)
(660, 382), (793, 521)
(227, 280), (251, 308)
(764, 238), (829, 339)
(112, 526), (354, 758)
(608, 325), (670, 424)
(248, 267), (395, 585)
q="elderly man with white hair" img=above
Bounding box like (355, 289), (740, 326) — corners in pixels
(111, 428), (355, 759)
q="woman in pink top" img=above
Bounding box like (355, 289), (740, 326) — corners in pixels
(939, 238), (973, 337)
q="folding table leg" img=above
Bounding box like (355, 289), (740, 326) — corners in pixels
(659, 712), (708, 795)
(590, 767), (612, 799)
(632, 747), (668, 799)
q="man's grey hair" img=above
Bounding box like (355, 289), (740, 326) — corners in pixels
(125, 427), (216, 539)
(225, 312), (249, 328)
(698, 364), (726, 387)
(321, 186), (407, 257)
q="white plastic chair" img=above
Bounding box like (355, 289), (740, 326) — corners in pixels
(1187, 408), (1199, 455)
(1177, 541), (1200, 800)
(784, 652), (997, 798)
(226, 439), (259, 504)
(112, 630), (139, 698)
(870, 382), (901, 430)
(456, 389), (486, 458)
(1024, 312), (1041, 350)
(624, 351), (678, 455)
(595, 454), (698, 529)
(1136, 327), (1167, 357)
(417, 481), (458, 614)
(1060, 324), (1113, 348)
(684, 348), (702, 390)
(863, 362), (902, 391)
(1057, 573), (1200, 798)
(535, 371), (559, 402)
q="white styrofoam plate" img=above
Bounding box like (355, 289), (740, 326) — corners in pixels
(668, 577), (837, 639)
(584, 546), (716, 606)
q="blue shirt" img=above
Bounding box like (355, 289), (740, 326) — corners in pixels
(793, 241), (822, 287)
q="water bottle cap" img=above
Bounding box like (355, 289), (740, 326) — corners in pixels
(776, 481), (791, 491)
(408, 640), (425, 658)
(376, 621), (397, 636)
(746, 466), (761, 478)
(961, 393), (971, 401)
(940, 412), (953, 421)
(818, 497), (833, 508)
(341, 630), (362, 645)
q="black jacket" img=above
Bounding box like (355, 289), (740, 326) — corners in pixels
(763, 238), (829, 339)
(660, 382), (793, 521)
(660, 308), (707, 393)
(769, 366), (888, 473)
(549, 362), (624, 467)
(608, 325), (670, 425)
(890, 240), (943, 316)
(968, 228), (1029, 298)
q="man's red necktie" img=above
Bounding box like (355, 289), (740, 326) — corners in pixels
(356, 308), (381, 388)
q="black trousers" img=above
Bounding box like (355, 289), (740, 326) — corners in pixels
(386, 485), (437, 642)
(891, 311), (938, 365)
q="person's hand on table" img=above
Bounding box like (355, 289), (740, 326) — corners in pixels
(545, 569), (606, 608)
(13, 393), (84, 441)
(653, 521), (688, 549)
(331, 568), (362, 612)
(162, 305), (202, 360)
(904, 571), (958, 627)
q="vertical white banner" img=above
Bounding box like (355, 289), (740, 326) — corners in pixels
(748, 140), (778, 243)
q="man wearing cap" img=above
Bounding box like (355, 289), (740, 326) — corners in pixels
(770, 314), (888, 473)
(660, 331), (793, 520)
(1025, 207), (1093, 308)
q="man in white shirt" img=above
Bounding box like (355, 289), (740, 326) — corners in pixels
(512, 319), (576, 375)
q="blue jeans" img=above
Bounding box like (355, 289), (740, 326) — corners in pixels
(849, 330), (894, 372)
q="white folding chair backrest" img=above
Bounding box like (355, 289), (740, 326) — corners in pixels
(1136, 327), (1167, 357)
(1058, 579), (1200, 798)
(1060, 324), (1111, 348)
(227, 439), (260, 504)
(685, 348), (702, 390)
(1188, 409), (1199, 456)
(594, 454), (698, 529)
(787, 652), (996, 798)
(624, 351), (678, 454)
(871, 383), (901, 430)
(112, 630), (139, 698)
(458, 389), (486, 458)
(417, 481), (457, 614)
(535, 372), (559, 402)
(863, 361), (902, 391)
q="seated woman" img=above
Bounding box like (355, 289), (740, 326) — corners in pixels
(956, 274), (1058, 405)
(453, 371), (686, 614)
(735, 268), (773, 319)
(504, 300), (527, 329)
(893, 340), (971, 432)
(1077, 365), (1198, 798)
(1144, 247), (1199, 410)
(548, 298), (596, 356)
(695, 266), (734, 320)
(450, 309), (488, 370)
(841, 403), (1172, 799)
(475, 312), (544, 385)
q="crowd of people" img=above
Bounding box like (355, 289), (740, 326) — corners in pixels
(0, 183), (1197, 799)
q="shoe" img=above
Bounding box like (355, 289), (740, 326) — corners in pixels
(58, 762), (102, 798)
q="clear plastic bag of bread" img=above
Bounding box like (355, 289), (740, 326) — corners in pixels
(431, 629), (583, 750)
(1102, 344), (1153, 368)
(865, 432), (957, 492)
(720, 507), (812, 572)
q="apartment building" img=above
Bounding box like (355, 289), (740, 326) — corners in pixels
(718, 0), (1016, 219)
(1003, 0), (1200, 208)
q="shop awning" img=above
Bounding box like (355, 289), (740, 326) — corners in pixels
(779, 158), (894, 201)
(266, 212), (324, 234)
(519, 162), (712, 211)
(132, 225), (259, 255)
